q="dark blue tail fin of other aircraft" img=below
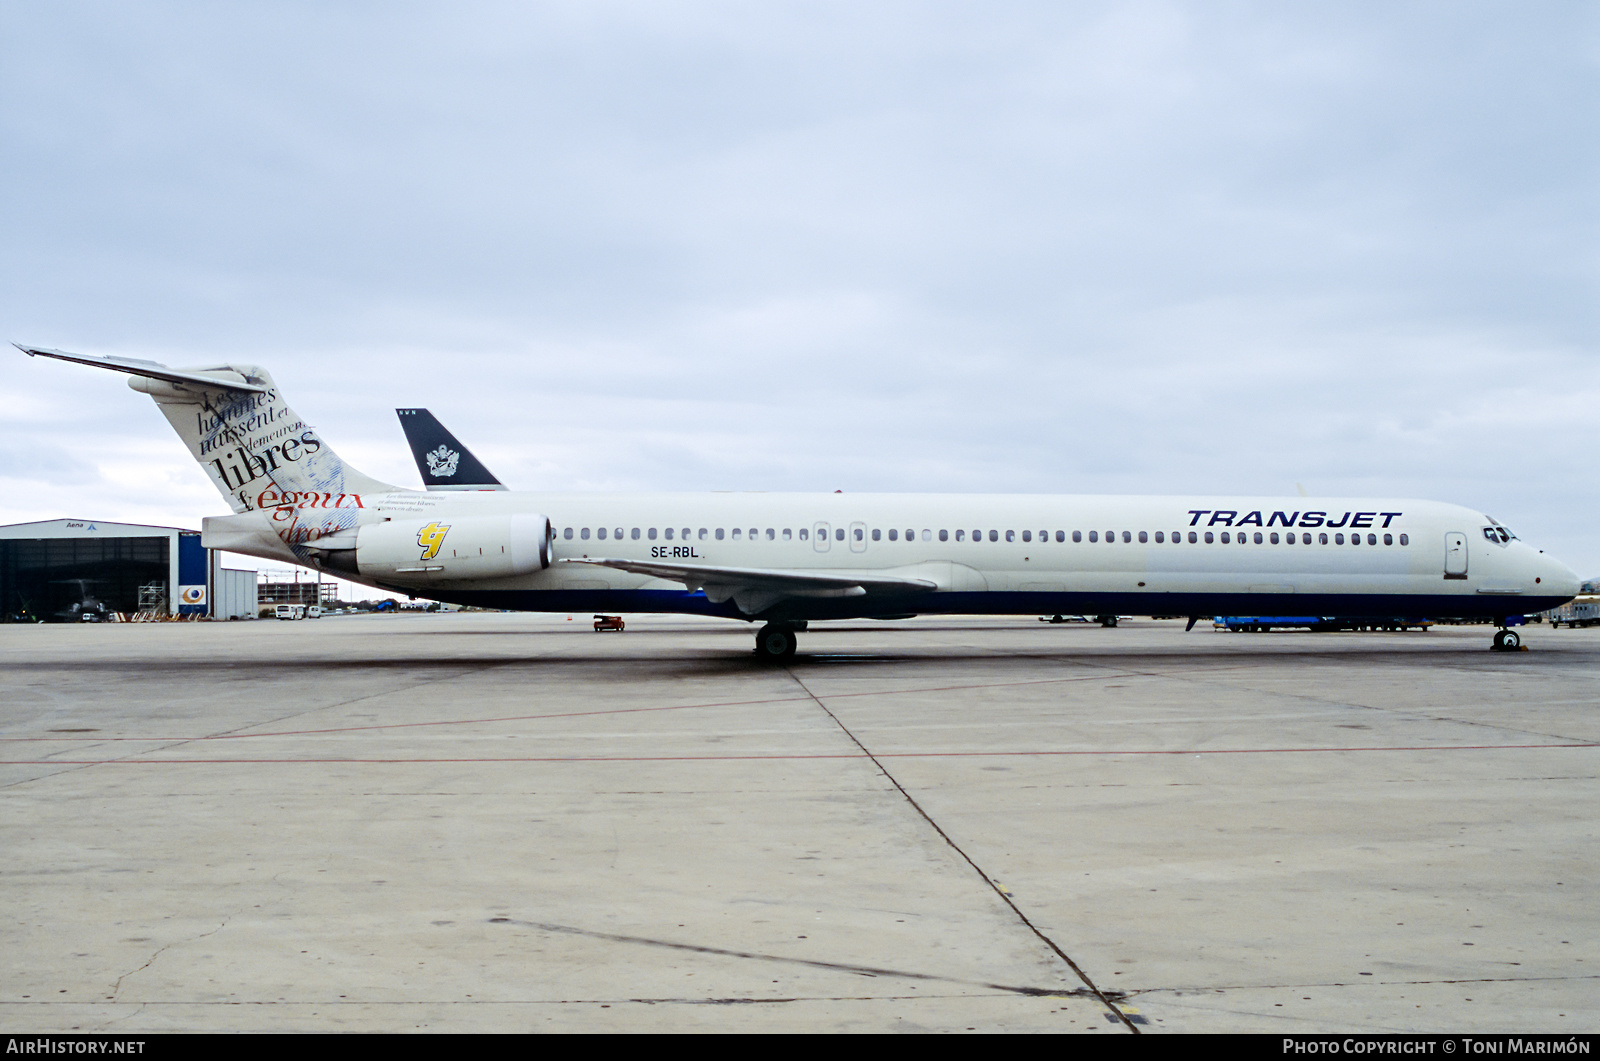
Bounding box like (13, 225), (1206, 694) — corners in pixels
(396, 408), (507, 491)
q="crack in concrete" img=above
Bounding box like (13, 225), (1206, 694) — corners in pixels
(108, 918), (231, 1001)
(486, 917), (1110, 1001)
(780, 666), (1140, 1033)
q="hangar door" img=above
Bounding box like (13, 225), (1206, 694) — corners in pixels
(0, 536), (169, 621)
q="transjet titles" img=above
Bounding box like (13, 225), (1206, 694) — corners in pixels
(1186, 509), (1402, 529)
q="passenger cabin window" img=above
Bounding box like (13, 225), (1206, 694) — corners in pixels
(1088, 531), (1098, 543)
(1187, 531), (1197, 543)
(783, 528), (792, 540)
(1138, 531), (1147, 543)
(1057, 531), (1066, 542)
(799, 528), (808, 540)
(731, 528), (740, 540)
(716, 528), (725, 540)
(1154, 531), (1164, 543)
(1006, 530), (1015, 542)
(954, 530), (964, 541)
(563, 527), (573, 539)
(1121, 531), (1131, 543)
(1399, 533), (1409, 545)
(1073, 531), (1082, 543)
(664, 528), (674, 540)
(922, 529), (932, 541)
(872, 529), (881, 541)
(1221, 532), (1231, 544)
(890, 528), (899, 541)
(1204, 531), (1214, 543)
(580, 528), (590, 540)
(698, 528), (708, 540)
(1022, 530), (1032, 542)
(939, 529), (948, 542)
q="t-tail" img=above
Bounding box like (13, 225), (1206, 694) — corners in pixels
(396, 408), (506, 490)
(17, 344), (403, 563)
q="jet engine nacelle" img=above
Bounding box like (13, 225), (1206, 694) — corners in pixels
(356, 513), (552, 581)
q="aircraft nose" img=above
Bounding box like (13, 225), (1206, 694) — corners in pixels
(1539, 554), (1581, 599)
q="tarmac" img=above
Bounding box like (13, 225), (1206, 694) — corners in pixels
(1, 612), (1596, 1034)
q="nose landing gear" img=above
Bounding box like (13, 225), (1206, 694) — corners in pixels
(1491, 628), (1522, 651)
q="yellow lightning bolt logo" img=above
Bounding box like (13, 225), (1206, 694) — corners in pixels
(418, 521), (450, 560)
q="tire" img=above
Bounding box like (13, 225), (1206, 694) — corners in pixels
(1492, 629), (1521, 651)
(755, 624), (797, 660)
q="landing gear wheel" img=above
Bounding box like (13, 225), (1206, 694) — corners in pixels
(1492, 629), (1521, 651)
(755, 624), (798, 661)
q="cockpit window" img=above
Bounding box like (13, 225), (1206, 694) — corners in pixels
(1483, 526), (1511, 544)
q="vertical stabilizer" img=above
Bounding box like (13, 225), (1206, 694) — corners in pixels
(396, 408), (507, 490)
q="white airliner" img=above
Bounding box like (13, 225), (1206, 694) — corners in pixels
(19, 344), (1580, 656)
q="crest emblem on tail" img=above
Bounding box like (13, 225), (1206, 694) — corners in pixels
(425, 445), (460, 478)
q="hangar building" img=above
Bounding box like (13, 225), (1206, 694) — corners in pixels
(0, 518), (257, 622)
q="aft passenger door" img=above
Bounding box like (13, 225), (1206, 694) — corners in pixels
(1444, 532), (1468, 579)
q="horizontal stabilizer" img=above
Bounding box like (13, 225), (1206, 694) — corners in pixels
(21, 342), (401, 522)
(396, 408), (506, 491)
(16, 344), (269, 394)
(561, 557), (936, 616)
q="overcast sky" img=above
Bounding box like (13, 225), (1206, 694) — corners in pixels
(3, 2), (1597, 578)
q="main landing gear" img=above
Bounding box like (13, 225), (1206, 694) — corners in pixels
(754, 622), (799, 661)
(1491, 628), (1522, 652)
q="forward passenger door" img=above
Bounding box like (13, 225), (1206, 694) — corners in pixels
(1444, 532), (1468, 579)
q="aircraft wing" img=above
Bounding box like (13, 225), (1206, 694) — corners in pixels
(560, 557), (937, 615)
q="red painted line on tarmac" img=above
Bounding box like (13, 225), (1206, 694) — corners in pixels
(6, 742), (1594, 766)
(0, 673), (1139, 743)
